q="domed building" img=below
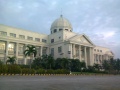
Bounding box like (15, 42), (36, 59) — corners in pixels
(0, 15), (114, 66)
(50, 15), (73, 33)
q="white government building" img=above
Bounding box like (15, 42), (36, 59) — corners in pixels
(0, 15), (114, 66)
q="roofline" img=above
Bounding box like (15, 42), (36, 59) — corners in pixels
(95, 45), (110, 49)
(0, 24), (48, 35)
(82, 33), (95, 46)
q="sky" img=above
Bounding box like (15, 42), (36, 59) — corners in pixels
(0, 0), (120, 58)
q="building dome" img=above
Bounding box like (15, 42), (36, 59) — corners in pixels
(50, 15), (73, 34)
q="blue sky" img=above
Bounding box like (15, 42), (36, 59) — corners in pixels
(0, 0), (120, 58)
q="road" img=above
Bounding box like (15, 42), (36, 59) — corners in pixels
(0, 75), (120, 90)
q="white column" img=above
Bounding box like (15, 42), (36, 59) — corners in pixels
(97, 54), (99, 64)
(89, 47), (94, 66)
(72, 44), (75, 59)
(102, 55), (104, 61)
(5, 41), (9, 64)
(38, 46), (41, 56)
(94, 54), (96, 64)
(84, 46), (87, 66)
(68, 44), (72, 58)
(15, 43), (18, 64)
(79, 45), (81, 61)
(40, 46), (43, 56)
(23, 44), (26, 65)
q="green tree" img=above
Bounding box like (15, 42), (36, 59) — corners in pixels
(115, 58), (120, 74)
(80, 61), (86, 69)
(71, 59), (81, 72)
(6, 56), (16, 65)
(93, 64), (100, 71)
(102, 60), (111, 73)
(109, 58), (116, 73)
(32, 57), (43, 69)
(55, 58), (69, 69)
(42, 54), (54, 69)
(24, 45), (37, 69)
(47, 55), (54, 69)
(0, 60), (3, 65)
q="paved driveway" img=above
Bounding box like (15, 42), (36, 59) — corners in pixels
(0, 75), (120, 90)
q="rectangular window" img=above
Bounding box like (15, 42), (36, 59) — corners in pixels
(0, 41), (5, 54)
(76, 49), (79, 56)
(43, 47), (47, 55)
(59, 29), (63, 31)
(54, 29), (57, 33)
(58, 46), (62, 53)
(0, 31), (7, 36)
(51, 48), (54, 56)
(65, 29), (68, 31)
(8, 43), (15, 55)
(0, 41), (5, 50)
(36, 46), (40, 56)
(0, 57), (4, 63)
(42, 39), (47, 43)
(100, 50), (102, 52)
(10, 33), (16, 38)
(51, 39), (54, 43)
(97, 49), (99, 52)
(8, 43), (15, 51)
(35, 38), (40, 42)
(19, 35), (25, 39)
(27, 36), (33, 40)
(18, 44), (24, 55)
(18, 59), (24, 65)
(94, 49), (96, 51)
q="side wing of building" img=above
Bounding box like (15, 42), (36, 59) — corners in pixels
(0, 24), (49, 64)
(93, 46), (114, 65)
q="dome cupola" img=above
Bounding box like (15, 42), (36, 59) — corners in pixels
(50, 15), (73, 34)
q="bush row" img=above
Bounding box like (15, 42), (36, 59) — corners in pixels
(0, 65), (21, 74)
(0, 65), (70, 74)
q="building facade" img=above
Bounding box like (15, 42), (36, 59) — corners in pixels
(0, 15), (114, 66)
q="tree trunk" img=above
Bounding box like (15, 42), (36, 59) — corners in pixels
(30, 54), (34, 69)
(30, 59), (31, 69)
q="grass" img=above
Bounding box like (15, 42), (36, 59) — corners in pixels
(71, 72), (106, 75)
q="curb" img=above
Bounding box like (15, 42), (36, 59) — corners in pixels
(0, 74), (119, 76)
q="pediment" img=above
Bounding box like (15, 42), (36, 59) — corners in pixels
(78, 36), (90, 44)
(68, 34), (95, 45)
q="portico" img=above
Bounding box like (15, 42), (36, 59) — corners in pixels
(67, 43), (94, 66)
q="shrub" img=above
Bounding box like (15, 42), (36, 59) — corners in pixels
(46, 69), (54, 74)
(0, 65), (8, 74)
(7, 65), (21, 74)
(19, 65), (30, 69)
(36, 69), (46, 74)
(22, 68), (35, 74)
(54, 69), (69, 74)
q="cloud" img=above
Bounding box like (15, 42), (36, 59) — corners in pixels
(95, 31), (115, 39)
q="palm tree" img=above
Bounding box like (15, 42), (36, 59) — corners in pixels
(24, 45), (37, 69)
(6, 56), (16, 65)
